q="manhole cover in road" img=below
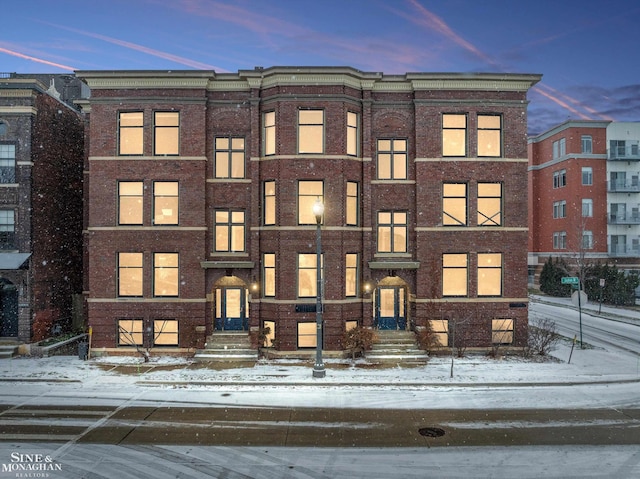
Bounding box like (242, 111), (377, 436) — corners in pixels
(418, 427), (445, 438)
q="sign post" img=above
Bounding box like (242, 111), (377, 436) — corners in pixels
(562, 277), (583, 348)
(599, 278), (605, 314)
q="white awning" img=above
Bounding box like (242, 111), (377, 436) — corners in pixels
(0, 253), (31, 269)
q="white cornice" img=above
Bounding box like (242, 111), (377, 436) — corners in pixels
(0, 89), (34, 98)
(76, 69), (541, 93)
(415, 157), (528, 163)
(88, 156), (207, 161)
(0, 106), (37, 115)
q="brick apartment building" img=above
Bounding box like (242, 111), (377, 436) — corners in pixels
(0, 74), (85, 342)
(77, 67), (540, 356)
(529, 120), (640, 283)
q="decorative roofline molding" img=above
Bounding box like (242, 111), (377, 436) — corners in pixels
(76, 68), (541, 93)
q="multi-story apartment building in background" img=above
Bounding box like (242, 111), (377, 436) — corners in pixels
(77, 67), (540, 356)
(528, 120), (640, 284)
(0, 73), (85, 342)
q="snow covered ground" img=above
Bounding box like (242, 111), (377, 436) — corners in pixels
(1, 303), (639, 478)
(1, 337), (638, 391)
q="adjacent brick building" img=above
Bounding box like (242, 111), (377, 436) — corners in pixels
(77, 67), (540, 355)
(528, 120), (640, 284)
(0, 73), (85, 341)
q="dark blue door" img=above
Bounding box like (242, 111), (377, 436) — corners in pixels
(376, 286), (406, 330)
(0, 282), (18, 337)
(215, 287), (247, 331)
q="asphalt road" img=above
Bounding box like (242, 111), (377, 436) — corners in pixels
(1, 404), (639, 447)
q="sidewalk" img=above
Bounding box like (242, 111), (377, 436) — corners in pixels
(1, 295), (639, 388)
(530, 293), (640, 324)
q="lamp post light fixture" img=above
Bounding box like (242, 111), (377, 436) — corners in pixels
(312, 197), (326, 378)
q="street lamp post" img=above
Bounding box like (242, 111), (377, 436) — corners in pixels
(312, 197), (326, 378)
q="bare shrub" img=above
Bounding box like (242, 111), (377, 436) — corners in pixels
(526, 317), (560, 357)
(416, 324), (441, 353)
(343, 326), (377, 360)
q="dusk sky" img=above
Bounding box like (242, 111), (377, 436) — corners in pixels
(2, 0), (639, 134)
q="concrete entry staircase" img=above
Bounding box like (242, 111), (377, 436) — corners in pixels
(367, 330), (428, 365)
(0, 340), (20, 359)
(194, 331), (258, 363)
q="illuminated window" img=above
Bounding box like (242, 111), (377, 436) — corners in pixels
(263, 320), (275, 347)
(583, 231), (593, 249)
(298, 180), (323, 225)
(153, 253), (179, 297)
(582, 167), (593, 185)
(442, 253), (468, 297)
(264, 181), (276, 225)
(0, 209), (15, 249)
(263, 111), (276, 156)
(214, 210), (245, 252)
(347, 112), (359, 156)
(0, 144), (16, 183)
(443, 183), (467, 226)
(477, 115), (501, 157)
(215, 137), (245, 179)
(118, 181), (143, 225)
(154, 111), (179, 156)
(153, 181), (178, 225)
(442, 114), (466, 157)
(377, 211), (407, 253)
(297, 322), (317, 348)
(263, 253), (276, 297)
(118, 319), (143, 346)
(478, 253), (502, 297)
(118, 252), (143, 297)
(582, 135), (593, 154)
(376, 139), (407, 180)
(492, 319), (513, 344)
(298, 109), (324, 154)
(582, 199), (593, 217)
(345, 253), (358, 297)
(153, 319), (178, 346)
(298, 253), (323, 298)
(428, 319), (449, 347)
(346, 181), (359, 226)
(119, 112), (143, 155)
(477, 183), (502, 226)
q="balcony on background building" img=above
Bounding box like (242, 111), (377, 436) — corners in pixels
(609, 212), (640, 225)
(608, 179), (640, 193)
(609, 236), (640, 257)
(608, 141), (640, 161)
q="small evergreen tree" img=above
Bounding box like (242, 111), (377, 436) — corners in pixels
(584, 263), (640, 306)
(539, 256), (571, 297)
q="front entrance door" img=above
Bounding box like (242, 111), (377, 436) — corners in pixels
(376, 286), (406, 330)
(0, 282), (18, 337)
(215, 287), (247, 331)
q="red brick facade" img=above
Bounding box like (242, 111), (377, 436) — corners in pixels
(78, 67), (540, 355)
(528, 121), (610, 282)
(0, 75), (84, 341)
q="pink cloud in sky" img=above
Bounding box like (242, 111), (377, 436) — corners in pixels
(0, 45), (76, 71)
(41, 21), (222, 71)
(170, 0), (428, 72)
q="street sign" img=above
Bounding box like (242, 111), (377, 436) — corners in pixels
(561, 276), (579, 285)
